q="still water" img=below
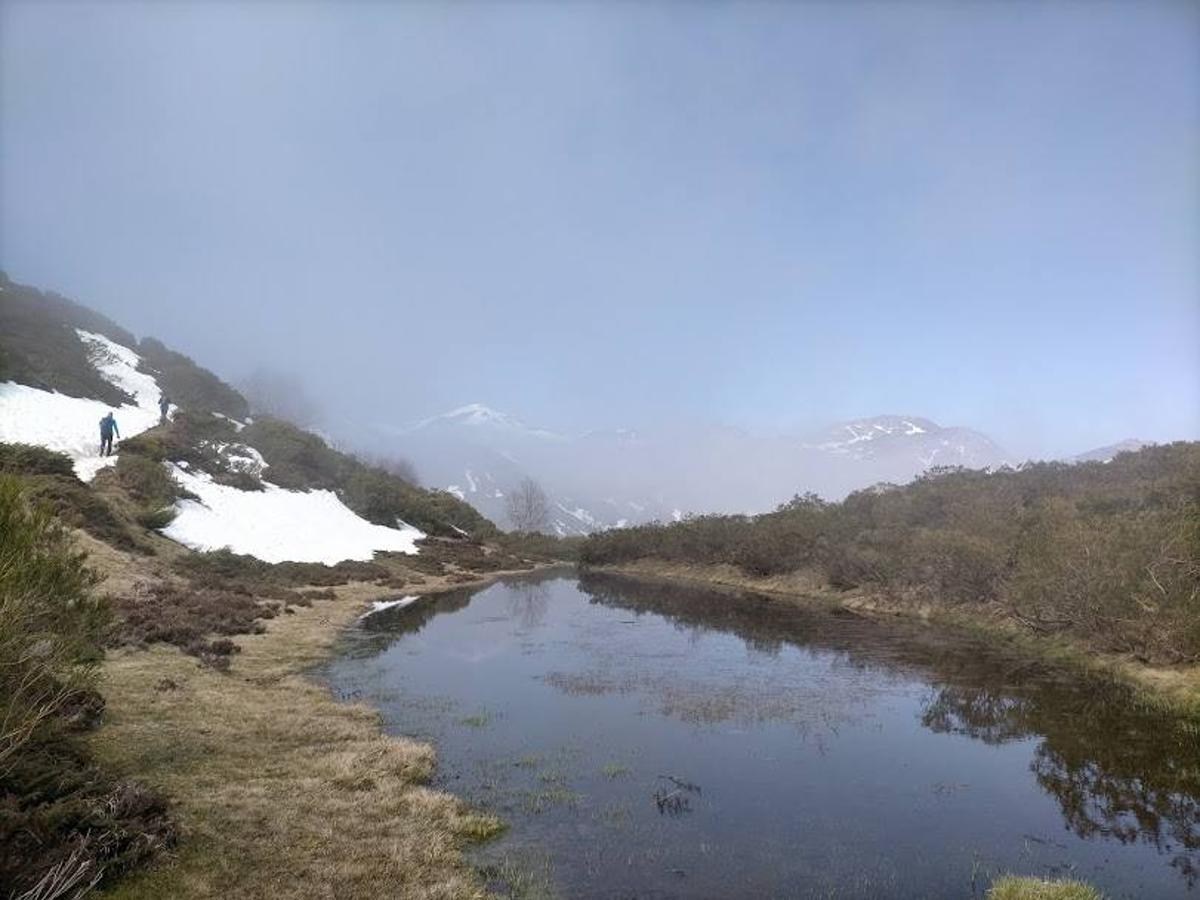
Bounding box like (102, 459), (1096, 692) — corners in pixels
(322, 573), (1199, 899)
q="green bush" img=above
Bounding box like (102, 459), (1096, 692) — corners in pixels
(0, 474), (108, 772)
(0, 442), (76, 477)
(0, 474), (175, 892)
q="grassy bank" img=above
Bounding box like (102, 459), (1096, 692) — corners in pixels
(589, 559), (1200, 717)
(91, 570), (544, 899)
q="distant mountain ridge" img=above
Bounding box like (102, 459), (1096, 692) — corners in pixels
(802, 414), (1012, 484)
(1071, 439), (1150, 463)
(380, 405), (1163, 535)
(376, 405), (1020, 534)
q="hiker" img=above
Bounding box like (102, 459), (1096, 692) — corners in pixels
(159, 394), (170, 424)
(99, 412), (120, 456)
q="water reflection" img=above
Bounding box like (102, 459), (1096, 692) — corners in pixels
(578, 572), (1200, 884)
(329, 572), (1200, 896)
(505, 579), (551, 631)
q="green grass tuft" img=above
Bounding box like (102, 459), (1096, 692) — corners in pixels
(987, 876), (1105, 900)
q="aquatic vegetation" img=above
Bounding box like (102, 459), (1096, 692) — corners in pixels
(988, 876), (1104, 899)
(479, 851), (557, 900)
(519, 786), (580, 814)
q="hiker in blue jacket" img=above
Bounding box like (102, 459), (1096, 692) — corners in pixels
(99, 412), (120, 456)
(159, 394), (170, 424)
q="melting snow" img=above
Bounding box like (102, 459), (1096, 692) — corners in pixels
(446, 485), (466, 500)
(0, 330), (166, 481)
(163, 465), (424, 564)
(213, 411), (247, 432)
(360, 595), (420, 619)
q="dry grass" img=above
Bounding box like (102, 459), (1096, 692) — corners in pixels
(84, 549), (546, 899)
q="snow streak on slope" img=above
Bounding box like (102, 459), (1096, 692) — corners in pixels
(0, 329), (167, 480)
(164, 465), (423, 564)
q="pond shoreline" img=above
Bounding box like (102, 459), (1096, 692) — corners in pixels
(585, 559), (1200, 719)
(92, 562), (561, 900)
(331, 569), (1198, 899)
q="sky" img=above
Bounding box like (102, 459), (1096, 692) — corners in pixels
(2, 0), (1197, 458)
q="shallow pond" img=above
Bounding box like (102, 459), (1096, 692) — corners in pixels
(322, 573), (1200, 898)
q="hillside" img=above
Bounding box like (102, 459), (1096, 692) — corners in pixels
(0, 273), (497, 559)
(0, 275), (566, 898)
(581, 442), (1200, 668)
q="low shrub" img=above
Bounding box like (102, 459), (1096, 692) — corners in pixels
(116, 454), (182, 508)
(0, 442), (76, 477)
(0, 474), (172, 894)
(0, 735), (177, 896)
(22, 473), (147, 553)
(172, 548), (395, 593)
(0, 475), (107, 771)
(107, 582), (271, 658)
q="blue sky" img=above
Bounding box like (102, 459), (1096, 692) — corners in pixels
(2, 1), (1196, 457)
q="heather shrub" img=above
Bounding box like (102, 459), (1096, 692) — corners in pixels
(0, 474), (108, 770)
(0, 442), (76, 477)
(581, 443), (1200, 663)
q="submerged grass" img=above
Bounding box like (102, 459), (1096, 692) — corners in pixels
(90, 585), (505, 899)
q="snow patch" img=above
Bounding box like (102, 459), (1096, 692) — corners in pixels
(163, 465), (424, 564)
(360, 595), (420, 619)
(0, 330), (165, 481)
(446, 485), (466, 500)
(213, 411), (246, 432)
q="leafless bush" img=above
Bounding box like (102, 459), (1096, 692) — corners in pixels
(505, 477), (550, 534)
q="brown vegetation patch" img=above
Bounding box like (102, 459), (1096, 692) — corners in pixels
(107, 582), (277, 665)
(92, 595), (503, 900)
(0, 735), (178, 897)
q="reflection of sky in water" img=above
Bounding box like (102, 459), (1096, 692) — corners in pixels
(323, 574), (1200, 900)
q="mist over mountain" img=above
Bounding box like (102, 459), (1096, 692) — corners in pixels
(342, 404), (1022, 533)
(352, 403), (1160, 534)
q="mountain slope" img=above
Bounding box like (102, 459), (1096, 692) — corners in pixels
(1071, 439), (1150, 463)
(0, 274), (497, 561)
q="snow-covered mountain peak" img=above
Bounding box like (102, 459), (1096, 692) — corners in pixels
(803, 414), (1010, 473)
(400, 403), (565, 440)
(809, 415), (940, 450)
